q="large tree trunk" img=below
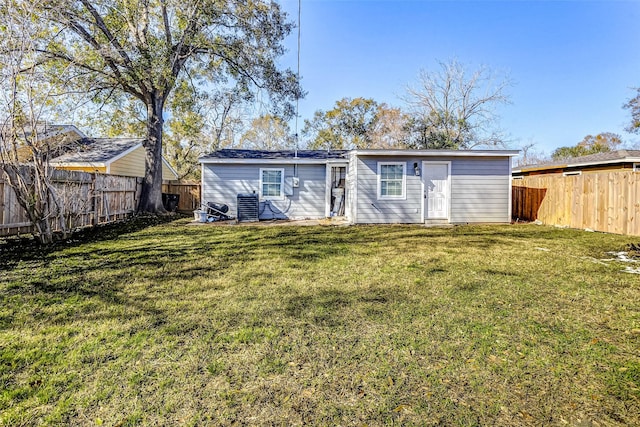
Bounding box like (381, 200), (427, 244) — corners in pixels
(138, 95), (167, 213)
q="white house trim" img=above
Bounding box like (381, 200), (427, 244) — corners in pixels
(325, 164), (332, 218)
(356, 149), (519, 158)
(199, 158), (346, 165)
(49, 161), (106, 168)
(513, 157), (640, 174)
(508, 160), (513, 222)
(259, 168), (285, 200)
(377, 161), (407, 200)
(325, 162), (349, 217)
(421, 161), (451, 222)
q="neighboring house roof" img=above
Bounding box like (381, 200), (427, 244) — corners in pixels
(31, 124), (86, 141)
(513, 149), (640, 174)
(50, 137), (179, 180)
(200, 148), (518, 164)
(8, 124), (87, 162)
(22, 124), (86, 142)
(51, 137), (143, 165)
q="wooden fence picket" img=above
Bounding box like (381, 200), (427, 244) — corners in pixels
(512, 171), (640, 236)
(0, 168), (141, 237)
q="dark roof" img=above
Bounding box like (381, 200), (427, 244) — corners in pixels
(24, 124), (86, 141)
(50, 137), (144, 164)
(514, 149), (640, 172)
(201, 149), (349, 160)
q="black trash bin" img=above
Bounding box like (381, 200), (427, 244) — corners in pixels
(162, 193), (180, 212)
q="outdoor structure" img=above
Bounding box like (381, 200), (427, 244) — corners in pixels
(512, 150), (640, 236)
(199, 149), (518, 224)
(513, 149), (640, 177)
(51, 136), (179, 180)
(17, 124), (178, 180)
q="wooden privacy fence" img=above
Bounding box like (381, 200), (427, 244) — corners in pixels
(512, 171), (640, 236)
(162, 181), (201, 212)
(0, 169), (140, 237)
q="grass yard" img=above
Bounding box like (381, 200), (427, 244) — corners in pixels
(1, 218), (639, 426)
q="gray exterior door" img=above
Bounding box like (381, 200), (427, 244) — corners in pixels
(422, 161), (450, 220)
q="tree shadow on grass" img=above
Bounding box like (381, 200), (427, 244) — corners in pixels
(0, 214), (183, 272)
(284, 286), (406, 327)
(1, 222), (588, 333)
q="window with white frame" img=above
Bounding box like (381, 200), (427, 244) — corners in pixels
(377, 162), (406, 199)
(260, 168), (284, 199)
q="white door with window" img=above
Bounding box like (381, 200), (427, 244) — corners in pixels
(422, 162), (450, 220)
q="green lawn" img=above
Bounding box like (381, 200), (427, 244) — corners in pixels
(1, 219), (639, 426)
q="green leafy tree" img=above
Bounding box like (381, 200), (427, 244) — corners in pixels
(84, 100), (147, 139)
(0, 0), (75, 243)
(303, 97), (379, 149)
(624, 88), (640, 134)
(367, 104), (412, 149)
(551, 132), (623, 160)
(163, 110), (207, 181)
(303, 98), (408, 149)
(162, 85), (248, 181)
(8, 0), (302, 212)
(404, 59), (511, 149)
(240, 114), (294, 150)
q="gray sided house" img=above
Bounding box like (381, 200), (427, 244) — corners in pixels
(199, 149), (518, 224)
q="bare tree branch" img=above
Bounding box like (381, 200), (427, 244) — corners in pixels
(404, 59), (511, 149)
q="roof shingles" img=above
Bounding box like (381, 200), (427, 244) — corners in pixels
(200, 149), (349, 160)
(51, 138), (144, 164)
(514, 149), (640, 172)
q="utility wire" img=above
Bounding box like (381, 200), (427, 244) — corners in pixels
(295, 0), (301, 156)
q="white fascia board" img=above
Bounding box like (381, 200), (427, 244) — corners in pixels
(514, 157), (640, 173)
(354, 149), (520, 157)
(104, 142), (143, 165)
(565, 158), (640, 168)
(198, 158), (344, 165)
(40, 125), (86, 140)
(62, 125), (87, 139)
(162, 157), (179, 180)
(50, 161), (106, 168)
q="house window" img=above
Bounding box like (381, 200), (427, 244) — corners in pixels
(562, 171), (582, 177)
(633, 163), (640, 172)
(377, 162), (406, 199)
(260, 168), (284, 199)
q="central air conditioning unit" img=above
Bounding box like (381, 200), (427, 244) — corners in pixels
(237, 193), (259, 222)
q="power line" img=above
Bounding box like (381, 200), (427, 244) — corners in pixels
(295, 0), (301, 156)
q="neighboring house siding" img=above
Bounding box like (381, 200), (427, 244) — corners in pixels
(110, 146), (146, 177)
(161, 162), (178, 180)
(355, 156), (422, 224)
(449, 158), (511, 223)
(107, 145), (177, 179)
(202, 164), (327, 220)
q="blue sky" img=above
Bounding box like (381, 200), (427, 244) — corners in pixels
(278, 0), (640, 154)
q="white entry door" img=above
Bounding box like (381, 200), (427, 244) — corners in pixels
(423, 162), (450, 220)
